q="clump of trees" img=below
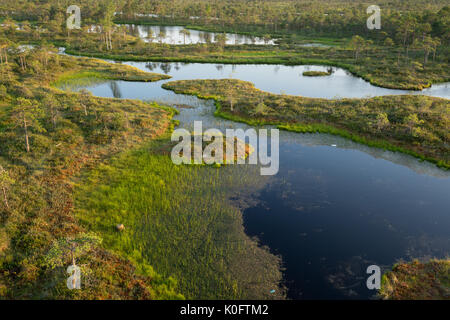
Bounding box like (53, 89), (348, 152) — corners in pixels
(2, 0), (449, 47)
(100, 0), (115, 50)
(349, 35), (373, 60)
(180, 28), (191, 44)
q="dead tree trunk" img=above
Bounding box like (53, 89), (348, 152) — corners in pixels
(23, 115), (30, 152)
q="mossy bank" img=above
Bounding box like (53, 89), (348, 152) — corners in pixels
(162, 79), (450, 169)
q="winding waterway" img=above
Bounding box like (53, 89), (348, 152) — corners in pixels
(62, 56), (450, 299)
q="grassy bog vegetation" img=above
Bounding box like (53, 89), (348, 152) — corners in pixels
(0, 0), (449, 301)
(63, 42), (450, 91)
(0, 44), (285, 300)
(75, 136), (285, 299)
(380, 259), (450, 299)
(0, 48), (184, 299)
(51, 56), (171, 86)
(162, 79), (450, 169)
(302, 70), (331, 77)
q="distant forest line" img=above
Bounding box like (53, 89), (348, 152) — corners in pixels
(0, 0), (449, 44)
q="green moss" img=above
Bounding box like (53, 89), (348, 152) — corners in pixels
(302, 71), (331, 77)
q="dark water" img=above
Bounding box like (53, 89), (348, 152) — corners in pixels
(244, 138), (449, 299)
(60, 58), (450, 299)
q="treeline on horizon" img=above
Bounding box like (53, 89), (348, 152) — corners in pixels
(0, 0), (449, 45)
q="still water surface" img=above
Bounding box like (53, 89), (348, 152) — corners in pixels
(122, 24), (276, 45)
(67, 61), (449, 99)
(63, 58), (450, 299)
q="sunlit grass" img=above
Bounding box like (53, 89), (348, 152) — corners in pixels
(75, 135), (285, 299)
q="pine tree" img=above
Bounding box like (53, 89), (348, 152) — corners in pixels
(11, 98), (45, 152)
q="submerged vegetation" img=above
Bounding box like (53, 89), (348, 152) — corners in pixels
(380, 259), (450, 300)
(75, 136), (285, 299)
(163, 79), (450, 169)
